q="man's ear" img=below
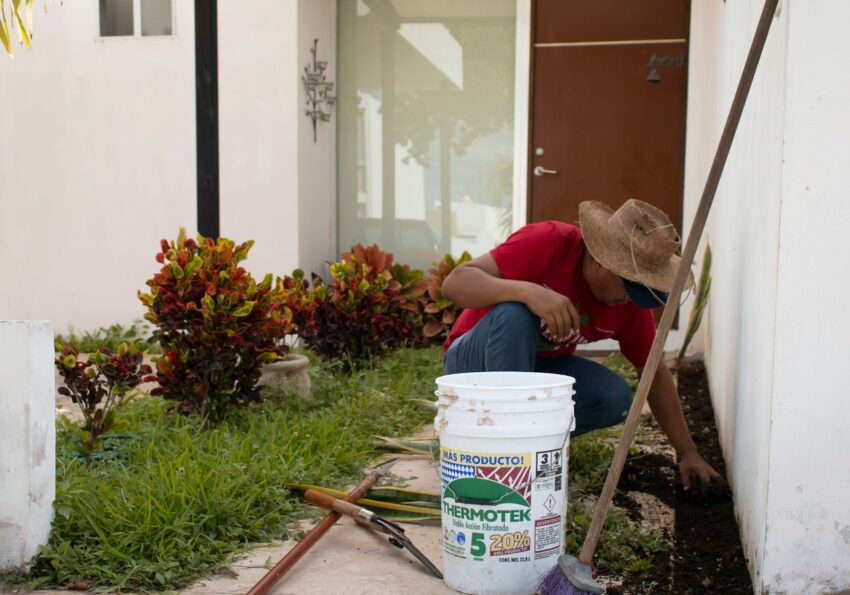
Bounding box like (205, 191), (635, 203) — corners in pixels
(588, 255), (604, 273)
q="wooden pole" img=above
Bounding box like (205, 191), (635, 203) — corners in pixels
(579, 0), (782, 564)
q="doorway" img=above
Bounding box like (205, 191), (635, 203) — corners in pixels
(528, 0), (690, 232)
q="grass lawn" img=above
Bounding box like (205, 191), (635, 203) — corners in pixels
(10, 347), (663, 591)
(28, 348), (442, 591)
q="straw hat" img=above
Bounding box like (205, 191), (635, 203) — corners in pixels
(578, 199), (693, 292)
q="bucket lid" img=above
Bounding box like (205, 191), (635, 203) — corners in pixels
(436, 371), (574, 392)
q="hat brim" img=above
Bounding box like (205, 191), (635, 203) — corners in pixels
(579, 201), (694, 293)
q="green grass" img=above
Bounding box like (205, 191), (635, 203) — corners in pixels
(27, 347), (443, 591)
(561, 352), (667, 574)
(566, 427), (666, 574)
(565, 497), (666, 574)
(18, 346), (663, 591)
(55, 320), (161, 354)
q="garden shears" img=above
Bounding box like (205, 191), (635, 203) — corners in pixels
(304, 489), (443, 579)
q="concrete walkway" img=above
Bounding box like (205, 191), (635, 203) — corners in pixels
(182, 454), (455, 595)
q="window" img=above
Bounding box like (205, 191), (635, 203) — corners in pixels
(99, 0), (174, 37)
(337, 0), (517, 269)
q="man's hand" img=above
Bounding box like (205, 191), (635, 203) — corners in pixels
(441, 253), (580, 339)
(678, 450), (723, 490)
(524, 284), (579, 341)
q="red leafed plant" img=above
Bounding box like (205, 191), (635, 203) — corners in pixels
(418, 251), (472, 343)
(138, 229), (293, 424)
(280, 244), (425, 367)
(55, 342), (152, 458)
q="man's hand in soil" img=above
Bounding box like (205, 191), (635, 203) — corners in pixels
(678, 450), (723, 490)
(645, 364), (724, 490)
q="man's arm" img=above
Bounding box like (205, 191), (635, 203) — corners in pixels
(643, 362), (723, 488)
(442, 253), (580, 340)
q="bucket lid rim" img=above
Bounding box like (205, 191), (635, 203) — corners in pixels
(435, 371), (575, 391)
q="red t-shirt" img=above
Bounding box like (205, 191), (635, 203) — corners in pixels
(444, 222), (656, 368)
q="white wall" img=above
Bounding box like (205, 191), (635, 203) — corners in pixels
(688, 1), (850, 592)
(297, 0), (337, 280)
(764, 1), (850, 591)
(219, 0), (337, 283)
(0, 321), (55, 570)
(0, 2), (196, 333)
(0, 1), (338, 334)
(218, 0), (301, 282)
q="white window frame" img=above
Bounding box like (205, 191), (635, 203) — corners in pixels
(97, 0), (177, 40)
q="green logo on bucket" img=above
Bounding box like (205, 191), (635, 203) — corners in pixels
(443, 478), (531, 523)
(443, 478), (533, 560)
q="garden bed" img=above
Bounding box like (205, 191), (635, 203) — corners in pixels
(7, 350), (752, 593)
(608, 358), (752, 594)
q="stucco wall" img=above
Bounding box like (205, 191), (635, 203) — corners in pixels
(0, 1), (332, 333)
(0, 321), (55, 570)
(764, 1), (850, 591)
(688, 1), (850, 592)
(218, 0), (301, 282)
(0, 2), (196, 333)
(297, 0), (337, 280)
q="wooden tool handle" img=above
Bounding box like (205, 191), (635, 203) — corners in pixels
(247, 459), (396, 595)
(578, 0), (781, 564)
(305, 489), (373, 522)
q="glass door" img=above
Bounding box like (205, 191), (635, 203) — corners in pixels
(337, 0), (517, 269)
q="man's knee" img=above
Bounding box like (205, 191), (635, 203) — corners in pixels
(489, 302), (539, 333)
(600, 376), (633, 426)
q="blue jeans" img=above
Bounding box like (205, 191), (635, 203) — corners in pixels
(444, 302), (632, 437)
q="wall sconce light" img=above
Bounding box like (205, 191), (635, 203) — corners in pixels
(303, 38), (335, 142)
(646, 52), (688, 84)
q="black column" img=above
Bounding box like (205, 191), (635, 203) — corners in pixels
(195, 0), (219, 238)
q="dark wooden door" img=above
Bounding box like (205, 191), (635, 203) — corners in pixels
(529, 0), (690, 232)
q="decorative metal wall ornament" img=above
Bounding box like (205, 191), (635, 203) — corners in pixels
(302, 38), (336, 142)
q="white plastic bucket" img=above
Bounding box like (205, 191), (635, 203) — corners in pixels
(434, 372), (575, 595)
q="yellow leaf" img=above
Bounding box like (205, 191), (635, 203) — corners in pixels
(232, 301), (256, 317)
(13, 0), (31, 49)
(1, 12), (13, 57)
(201, 294), (215, 314)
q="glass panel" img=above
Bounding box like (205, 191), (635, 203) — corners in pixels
(337, 0), (517, 270)
(141, 0), (173, 36)
(99, 0), (134, 37)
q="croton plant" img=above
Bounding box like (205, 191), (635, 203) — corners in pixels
(280, 244), (426, 367)
(55, 342), (152, 457)
(418, 251), (472, 343)
(139, 229), (293, 424)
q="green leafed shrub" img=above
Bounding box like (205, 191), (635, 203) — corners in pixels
(55, 343), (152, 458)
(678, 244), (712, 362)
(138, 229), (294, 424)
(418, 251), (471, 343)
(55, 320), (161, 354)
(280, 244), (425, 367)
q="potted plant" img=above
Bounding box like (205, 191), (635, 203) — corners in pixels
(259, 351), (311, 398)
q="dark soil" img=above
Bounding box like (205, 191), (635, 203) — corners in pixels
(610, 359), (752, 594)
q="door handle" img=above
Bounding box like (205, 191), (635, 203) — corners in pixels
(533, 165), (558, 176)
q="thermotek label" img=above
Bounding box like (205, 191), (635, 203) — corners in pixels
(441, 447), (533, 561)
